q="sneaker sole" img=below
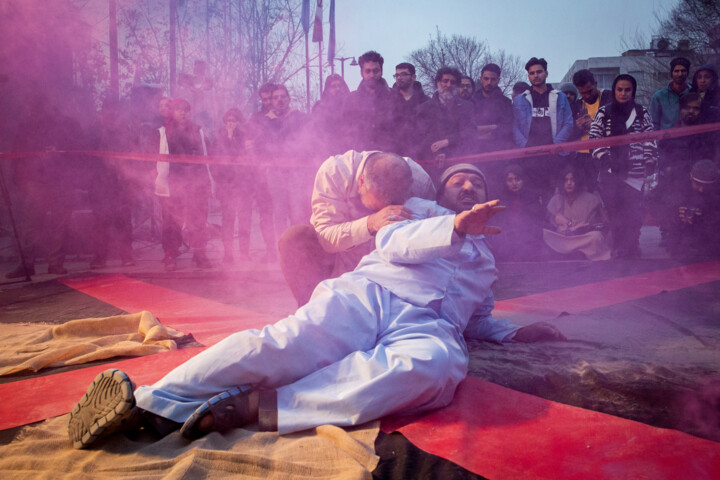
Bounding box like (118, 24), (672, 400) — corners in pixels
(67, 369), (135, 449)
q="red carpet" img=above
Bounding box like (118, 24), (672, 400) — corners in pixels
(382, 377), (720, 479)
(2, 266), (719, 478)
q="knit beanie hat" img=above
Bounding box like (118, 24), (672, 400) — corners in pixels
(559, 83), (579, 97)
(437, 164), (488, 198)
(690, 159), (719, 184)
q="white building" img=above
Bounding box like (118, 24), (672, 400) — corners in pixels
(560, 38), (698, 107)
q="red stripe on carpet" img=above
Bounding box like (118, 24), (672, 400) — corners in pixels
(0, 274), (280, 430)
(0, 349), (200, 430)
(495, 261), (720, 316)
(382, 377), (720, 479)
(60, 274), (278, 345)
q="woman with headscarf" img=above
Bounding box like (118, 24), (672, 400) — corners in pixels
(155, 98), (212, 270)
(543, 167), (611, 261)
(589, 74), (658, 258)
(690, 64), (720, 123)
(489, 164), (545, 261)
(312, 74), (350, 158)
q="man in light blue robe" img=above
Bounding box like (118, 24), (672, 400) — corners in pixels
(69, 160), (564, 448)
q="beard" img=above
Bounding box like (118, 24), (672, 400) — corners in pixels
(439, 89), (455, 103)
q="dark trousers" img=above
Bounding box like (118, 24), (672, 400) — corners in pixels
(278, 224), (336, 306)
(599, 172), (643, 257)
(90, 166), (133, 262)
(160, 176), (210, 258)
(16, 180), (74, 267)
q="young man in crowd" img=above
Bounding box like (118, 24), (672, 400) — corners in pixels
(650, 57), (691, 131)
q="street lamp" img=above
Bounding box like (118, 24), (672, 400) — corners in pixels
(337, 56), (358, 79)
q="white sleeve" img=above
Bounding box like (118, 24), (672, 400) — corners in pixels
(374, 199), (463, 264)
(311, 154), (374, 253)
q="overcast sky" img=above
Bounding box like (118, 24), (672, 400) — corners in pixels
(331, 0), (677, 89)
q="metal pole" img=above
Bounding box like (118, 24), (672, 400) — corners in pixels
(109, 0), (119, 101)
(0, 163), (31, 282)
(169, 0), (177, 96)
(305, 31), (310, 111)
(318, 40), (323, 95)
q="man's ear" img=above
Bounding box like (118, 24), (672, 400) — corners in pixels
(357, 174), (366, 192)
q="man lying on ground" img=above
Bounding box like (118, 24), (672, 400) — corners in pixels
(68, 159), (565, 449)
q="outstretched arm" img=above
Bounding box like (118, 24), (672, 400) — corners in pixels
(375, 199), (504, 264)
(453, 200), (505, 236)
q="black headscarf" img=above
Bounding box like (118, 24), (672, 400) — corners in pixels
(607, 74), (637, 168)
(690, 64), (719, 95)
(607, 74), (637, 136)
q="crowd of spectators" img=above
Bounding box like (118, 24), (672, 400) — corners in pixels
(4, 51), (720, 279)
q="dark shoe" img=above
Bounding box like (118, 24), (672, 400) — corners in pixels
(180, 387), (256, 440)
(164, 256), (177, 272)
(48, 265), (68, 275)
(90, 256), (107, 269)
(193, 254), (212, 269)
(5, 264), (34, 279)
(67, 369), (138, 449)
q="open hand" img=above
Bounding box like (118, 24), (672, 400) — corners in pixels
(513, 322), (567, 342)
(453, 200), (505, 236)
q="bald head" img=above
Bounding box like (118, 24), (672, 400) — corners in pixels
(359, 152), (413, 211)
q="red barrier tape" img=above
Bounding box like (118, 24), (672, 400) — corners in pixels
(445, 121), (720, 166)
(1, 122), (719, 167)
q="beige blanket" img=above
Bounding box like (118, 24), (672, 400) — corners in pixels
(0, 311), (186, 376)
(0, 415), (380, 479)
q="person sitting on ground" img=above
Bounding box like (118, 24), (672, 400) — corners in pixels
(489, 164), (545, 262)
(543, 167), (611, 261)
(67, 163), (566, 449)
(664, 159), (720, 258)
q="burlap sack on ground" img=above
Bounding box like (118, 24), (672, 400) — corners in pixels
(0, 415), (380, 479)
(0, 311), (186, 376)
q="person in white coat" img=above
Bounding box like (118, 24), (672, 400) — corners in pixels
(68, 160), (565, 449)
